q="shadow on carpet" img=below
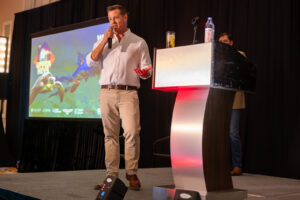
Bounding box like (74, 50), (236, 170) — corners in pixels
(0, 188), (39, 200)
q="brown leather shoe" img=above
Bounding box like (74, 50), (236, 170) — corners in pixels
(231, 167), (242, 176)
(126, 174), (141, 190)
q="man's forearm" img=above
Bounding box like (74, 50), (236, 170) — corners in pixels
(91, 39), (108, 61)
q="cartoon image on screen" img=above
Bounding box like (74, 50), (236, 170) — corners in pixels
(28, 20), (109, 119)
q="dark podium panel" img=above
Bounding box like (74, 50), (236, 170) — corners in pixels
(202, 88), (234, 191)
(212, 41), (256, 92)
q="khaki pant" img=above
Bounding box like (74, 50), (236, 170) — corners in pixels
(99, 89), (140, 177)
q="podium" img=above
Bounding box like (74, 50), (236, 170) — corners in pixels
(152, 42), (255, 200)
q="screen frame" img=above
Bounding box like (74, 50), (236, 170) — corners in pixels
(31, 17), (108, 39)
(27, 17), (109, 121)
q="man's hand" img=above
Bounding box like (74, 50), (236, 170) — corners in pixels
(103, 27), (114, 43)
(134, 66), (152, 78)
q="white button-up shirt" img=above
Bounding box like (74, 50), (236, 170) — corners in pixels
(86, 29), (152, 88)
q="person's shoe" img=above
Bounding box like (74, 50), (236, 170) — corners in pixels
(126, 174), (141, 190)
(231, 167), (242, 176)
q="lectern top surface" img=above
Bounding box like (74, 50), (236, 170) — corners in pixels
(153, 43), (212, 91)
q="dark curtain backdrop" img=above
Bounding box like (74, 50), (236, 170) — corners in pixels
(6, 0), (300, 178)
(21, 120), (106, 171)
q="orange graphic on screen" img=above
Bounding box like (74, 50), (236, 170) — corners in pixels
(33, 42), (55, 75)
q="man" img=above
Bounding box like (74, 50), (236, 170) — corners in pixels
(86, 4), (152, 190)
(218, 33), (245, 176)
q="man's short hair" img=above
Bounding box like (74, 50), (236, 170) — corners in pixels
(107, 4), (127, 15)
(219, 33), (233, 41)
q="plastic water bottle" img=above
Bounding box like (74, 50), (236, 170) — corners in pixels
(204, 17), (215, 42)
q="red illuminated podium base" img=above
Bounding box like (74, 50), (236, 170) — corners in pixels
(169, 87), (236, 194)
(153, 87), (248, 199)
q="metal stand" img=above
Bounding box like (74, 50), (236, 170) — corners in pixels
(192, 16), (200, 44)
(193, 26), (198, 44)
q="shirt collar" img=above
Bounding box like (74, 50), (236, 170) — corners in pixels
(124, 28), (131, 36)
(113, 29), (131, 40)
(113, 28), (131, 40)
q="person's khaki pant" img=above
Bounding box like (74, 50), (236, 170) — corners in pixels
(99, 89), (140, 177)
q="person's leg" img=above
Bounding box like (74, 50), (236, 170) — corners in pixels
(230, 109), (242, 171)
(119, 90), (141, 189)
(99, 89), (121, 177)
(119, 90), (141, 175)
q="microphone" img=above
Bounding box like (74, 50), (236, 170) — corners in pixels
(192, 16), (200, 44)
(108, 38), (112, 49)
(108, 26), (113, 49)
(192, 16), (200, 26)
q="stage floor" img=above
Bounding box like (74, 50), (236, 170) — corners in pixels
(0, 168), (300, 200)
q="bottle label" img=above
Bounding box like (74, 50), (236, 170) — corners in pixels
(205, 28), (214, 43)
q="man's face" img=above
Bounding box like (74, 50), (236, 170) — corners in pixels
(108, 9), (127, 33)
(218, 35), (233, 46)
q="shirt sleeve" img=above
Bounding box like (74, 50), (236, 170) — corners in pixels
(139, 40), (152, 79)
(86, 40), (102, 67)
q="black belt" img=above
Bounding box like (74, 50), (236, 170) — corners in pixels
(101, 85), (138, 90)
